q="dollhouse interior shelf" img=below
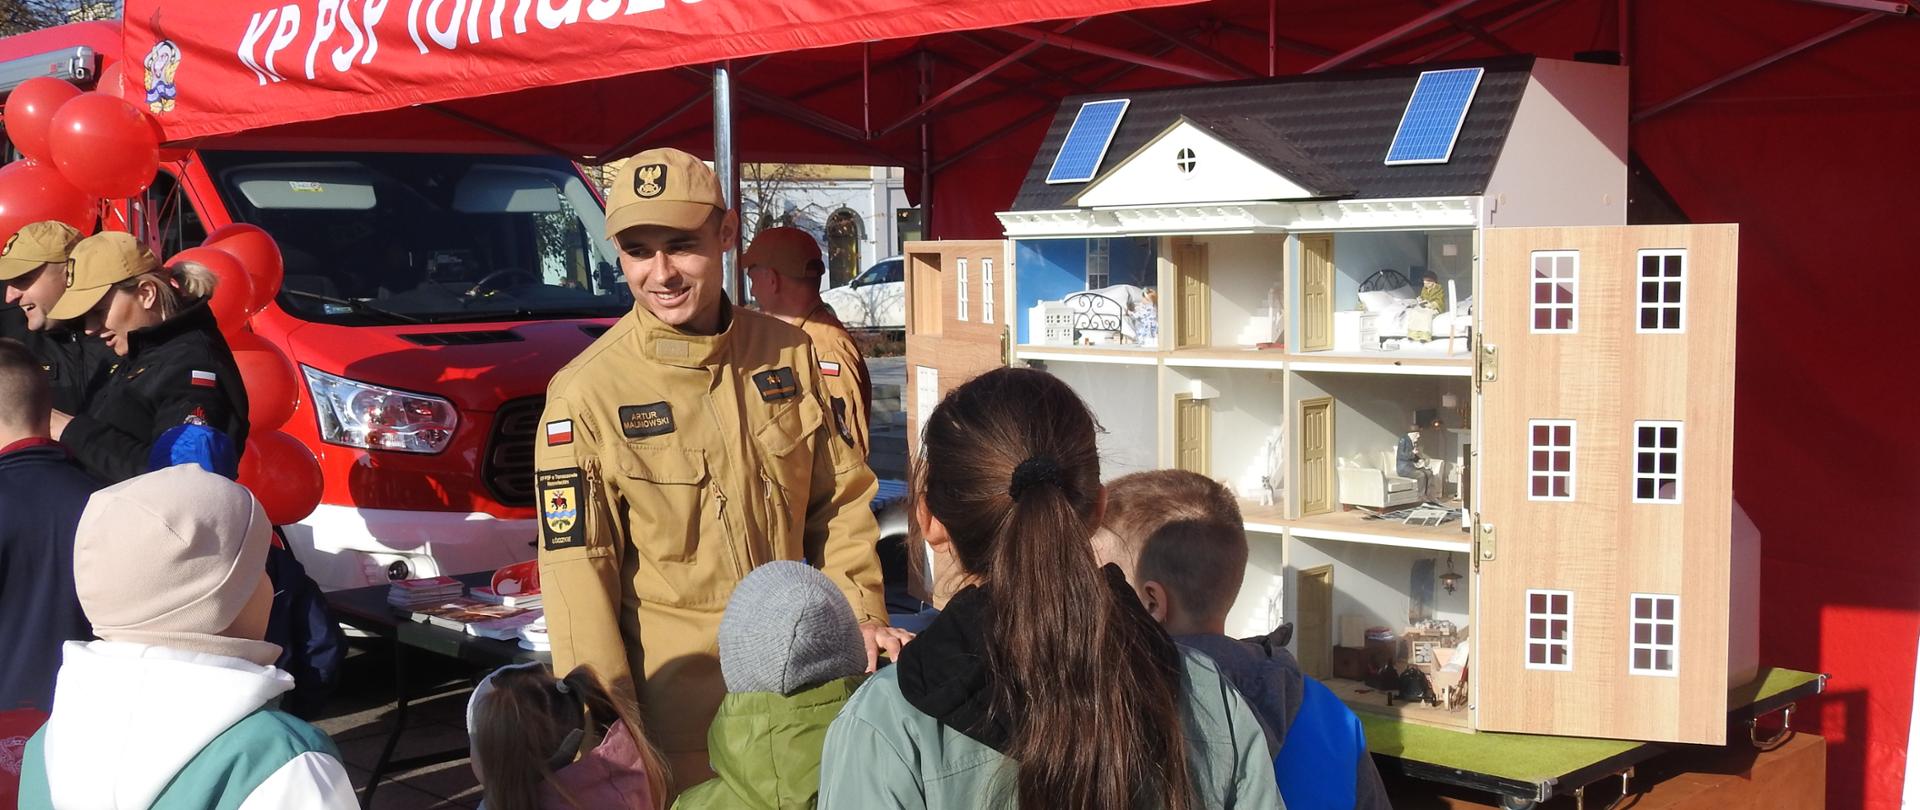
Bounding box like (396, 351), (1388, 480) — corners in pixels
(1238, 502), (1473, 553)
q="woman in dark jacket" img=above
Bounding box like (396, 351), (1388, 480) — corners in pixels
(46, 232), (249, 483)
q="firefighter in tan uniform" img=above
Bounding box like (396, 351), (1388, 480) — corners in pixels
(742, 226), (873, 458)
(534, 149), (904, 787)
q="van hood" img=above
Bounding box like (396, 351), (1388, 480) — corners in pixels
(279, 318), (611, 410)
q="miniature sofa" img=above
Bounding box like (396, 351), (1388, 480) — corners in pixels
(1336, 450), (1425, 510)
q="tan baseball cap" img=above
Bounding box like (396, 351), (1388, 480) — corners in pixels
(604, 147), (726, 238)
(741, 227), (825, 280)
(0, 221), (83, 281)
(48, 231), (159, 321)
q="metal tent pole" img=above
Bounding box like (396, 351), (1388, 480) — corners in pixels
(713, 61), (742, 302)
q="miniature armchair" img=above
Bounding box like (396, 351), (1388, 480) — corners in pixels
(1336, 451), (1424, 510)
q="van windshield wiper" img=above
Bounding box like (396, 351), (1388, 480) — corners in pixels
(427, 307), (625, 324)
(282, 289), (424, 324)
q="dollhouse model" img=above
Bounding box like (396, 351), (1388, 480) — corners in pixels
(904, 56), (1759, 746)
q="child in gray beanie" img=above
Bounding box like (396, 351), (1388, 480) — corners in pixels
(674, 561), (868, 809)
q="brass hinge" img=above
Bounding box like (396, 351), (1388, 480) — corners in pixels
(1475, 343), (1499, 390)
(1473, 518), (1495, 570)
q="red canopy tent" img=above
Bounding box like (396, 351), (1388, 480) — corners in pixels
(123, 1), (1920, 806)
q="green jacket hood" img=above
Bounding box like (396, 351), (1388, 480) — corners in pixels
(674, 675), (866, 810)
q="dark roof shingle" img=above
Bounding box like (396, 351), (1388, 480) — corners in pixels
(1011, 56), (1533, 212)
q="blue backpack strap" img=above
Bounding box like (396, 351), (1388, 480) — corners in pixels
(1273, 678), (1363, 810)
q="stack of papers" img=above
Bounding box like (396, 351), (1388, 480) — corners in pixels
(387, 576), (465, 609)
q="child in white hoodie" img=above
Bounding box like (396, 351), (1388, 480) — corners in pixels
(17, 464), (357, 810)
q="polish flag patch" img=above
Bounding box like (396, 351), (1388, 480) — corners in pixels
(189, 370), (217, 388)
(820, 361), (841, 377)
(546, 419), (574, 446)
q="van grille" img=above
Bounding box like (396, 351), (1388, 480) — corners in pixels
(401, 330), (523, 347)
(484, 397), (544, 507)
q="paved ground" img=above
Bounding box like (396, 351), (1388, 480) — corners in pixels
(315, 352), (911, 809)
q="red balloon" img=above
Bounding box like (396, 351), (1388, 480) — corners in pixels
(239, 430), (323, 525)
(48, 92), (160, 199)
(170, 245), (252, 336)
(0, 159), (97, 243)
(95, 63), (127, 101)
(204, 223), (284, 313)
(5, 78), (80, 164)
(227, 330), (300, 432)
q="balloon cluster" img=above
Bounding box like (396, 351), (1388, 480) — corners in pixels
(4, 76), (324, 525)
(0, 75), (160, 237)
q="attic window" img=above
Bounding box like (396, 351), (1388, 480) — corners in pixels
(1175, 148), (1198, 174)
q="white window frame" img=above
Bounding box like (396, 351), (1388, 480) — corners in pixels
(1629, 593), (1680, 677)
(1635, 249), (1687, 334)
(1632, 420), (1684, 504)
(1086, 238), (1111, 289)
(981, 258), (995, 324)
(1527, 419), (1576, 502)
(1525, 589), (1574, 672)
(955, 257), (969, 322)
(1529, 250), (1579, 334)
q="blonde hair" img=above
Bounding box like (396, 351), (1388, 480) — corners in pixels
(114, 260), (217, 321)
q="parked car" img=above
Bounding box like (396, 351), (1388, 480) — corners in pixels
(821, 257), (903, 331)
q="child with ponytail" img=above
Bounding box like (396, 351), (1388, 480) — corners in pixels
(467, 663), (668, 810)
(818, 367), (1280, 809)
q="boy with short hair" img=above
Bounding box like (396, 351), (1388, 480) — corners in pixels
(1097, 469), (1391, 810)
(18, 464), (357, 809)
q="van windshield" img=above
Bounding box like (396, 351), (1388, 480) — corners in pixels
(198, 151), (629, 325)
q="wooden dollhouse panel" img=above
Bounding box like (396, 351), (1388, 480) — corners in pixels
(903, 240), (1012, 455)
(1475, 225), (1738, 745)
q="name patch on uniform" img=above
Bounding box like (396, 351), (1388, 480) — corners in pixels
(538, 468), (585, 551)
(546, 419), (574, 446)
(753, 367), (799, 402)
(820, 360), (842, 377)
(190, 370), (216, 388)
(619, 402), (675, 438)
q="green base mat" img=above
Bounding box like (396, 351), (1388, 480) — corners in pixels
(1362, 667), (1822, 784)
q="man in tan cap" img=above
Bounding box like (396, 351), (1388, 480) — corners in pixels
(743, 227), (872, 458)
(535, 147), (902, 788)
(16, 464), (356, 809)
(0, 221), (114, 414)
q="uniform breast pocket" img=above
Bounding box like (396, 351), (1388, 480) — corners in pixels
(755, 397), (824, 518)
(615, 445), (711, 570)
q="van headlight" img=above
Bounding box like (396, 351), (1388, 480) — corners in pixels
(302, 366), (458, 453)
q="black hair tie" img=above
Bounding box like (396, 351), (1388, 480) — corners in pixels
(1009, 456), (1063, 501)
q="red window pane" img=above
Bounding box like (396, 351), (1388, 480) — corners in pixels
(1530, 618), (1547, 639)
(1550, 646), (1567, 666)
(1532, 424), (1550, 445)
(1662, 309), (1682, 330)
(1634, 649), (1652, 670)
(1665, 255), (1683, 276)
(1554, 309), (1574, 330)
(1532, 450), (1551, 470)
(1641, 255), (1659, 277)
(1555, 283), (1575, 304)
(1553, 425), (1571, 445)
(1551, 620), (1569, 640)
(1635, 598), (1653, 619)
(1533, 309), (1552, 330)
(1531, 476), (1550, 497)
(1551, 594), (1568, 614)
(1552, 477), (1571, 498)
(1656, 650), (1673, 671)
(1553, 451), (1571, 472)
(1658, 599), (1674, 620)
(1635, 624), (1652, 644)
(1529, 644), (1547, 664)
(1530, 593), (1548, 613)
(1656, 624), (1674, 645)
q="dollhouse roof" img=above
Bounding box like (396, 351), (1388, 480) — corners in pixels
(1010, 56), (1535, 212)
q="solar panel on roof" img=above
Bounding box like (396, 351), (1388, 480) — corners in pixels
(1045, 99), (1130, 184)
(1385, 68), (1484, 166)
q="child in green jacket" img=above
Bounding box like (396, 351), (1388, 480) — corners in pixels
(675, 560), (869, 809)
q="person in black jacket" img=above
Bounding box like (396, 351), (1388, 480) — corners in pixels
(0, 221), (115, 414)
(45, 232), (249, 484)
(0, 338), (103, 715)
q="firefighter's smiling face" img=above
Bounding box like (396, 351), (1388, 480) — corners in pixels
(613, 208), (738, 336)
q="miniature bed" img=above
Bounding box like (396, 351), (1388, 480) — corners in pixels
(1028, 283), (1157, 346)
(1331, 271), (1472, 355)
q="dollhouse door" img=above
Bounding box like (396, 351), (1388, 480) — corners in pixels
(1298, 397), (1335, 516)
(1175, 394), (1210, 475)
(1474, 225), (1739, 744)
(1300, 234), (1333, 352)
(1175, 238), (1210, 349)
